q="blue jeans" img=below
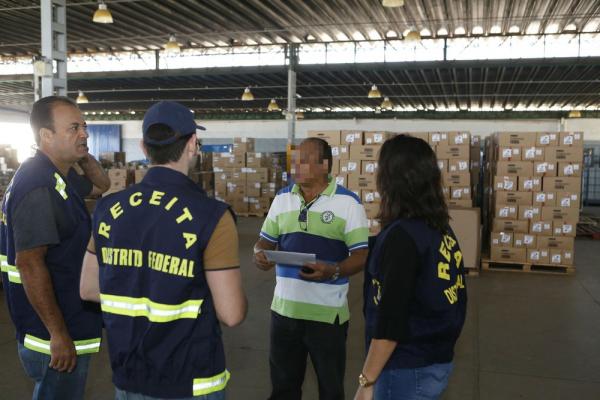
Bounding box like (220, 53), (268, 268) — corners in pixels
(17, 342), (91, 400)
(374, 362), (453, 400)
(115, 388), (226, 400)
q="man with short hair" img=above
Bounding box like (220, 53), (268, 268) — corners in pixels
(80, 101), (247, 399)
(0, 96), (110, 399)
(254, 137), (369, 400)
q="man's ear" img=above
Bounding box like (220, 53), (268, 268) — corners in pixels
(39, 127), (53, 144)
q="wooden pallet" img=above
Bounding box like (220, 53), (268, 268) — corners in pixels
(577, 223), (600, 240)
(481, 257), (575, 275)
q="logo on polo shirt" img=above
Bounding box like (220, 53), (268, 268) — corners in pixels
(320, 211), (334, 224)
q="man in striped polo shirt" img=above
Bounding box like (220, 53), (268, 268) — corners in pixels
(254, 138), (369, 400)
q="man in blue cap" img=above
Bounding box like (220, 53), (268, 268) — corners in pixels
(80, 101), (247, 399)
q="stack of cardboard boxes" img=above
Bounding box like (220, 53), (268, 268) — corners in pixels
(213, 138), (285, 216)
(486, 132), (583, 268)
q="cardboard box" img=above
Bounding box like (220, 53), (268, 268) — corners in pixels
(230, 168), (245, 183)
(495, 204), (518, 219)
(528, 249), (550, 265)
(442, 187), (450, 199)
(448, 207), (481, 269)
(226, 182), (246, 197)
(246, 197), (270, 215)
(491, 247), (527, 263)
(543, 177), (581, 192)
(331, 145), (349, 160)
(232, 137), (255, 153)
(214, 181), (227, 194)
(491, 231), (513, 247)
(495, 191), (532, 206)
(260, 183), (278, 198)
(230, 198), (248, 215)
(362, 191), (381, 203)
(364, 131), (391, 145)
(307, 130), (341, 145)
(341, 131), (364, 145)
(494, 176), (518, 191)
(437, 159), (448, 172)
(190, 171), (213, 191)
(522, 147), (545, 161)
(451, 187), (471, 200)
(213, 152), (244, 168)
(245, 152), (270, 168)
(443, 172), (471, 187)
(514, 233), (537, 248)
(335, 174), (348, 187)
(541, 206), (579, 222)
(214, 168), (234, 182)
(429, 132), (448, 145)
(493, 219), (529, 233)
(361, 161), (378, 175)
(551, 219), (577, 237)
(537, 236), (574, 251)
(558, 162), (582, 177)
(347, 174), (377, 190)
(498, 147), (522, 161)
(340, 160), (360, 174)
(363, 203), (380, 219)
(448, 160), (469, 173)
(243, 167), (269, 183)
(519, 177), (542, 192)
(436, 143), (470, 159)
(448, 132), (470, 146)
(518, 206), (541, 221)
(533, 162), (557, 177)
(559, 132), (584, 147)
(533, 192), (556, 206)
(530, 220), (553, 235)
(447, 199), (473, 208)
(349, 145), (380, 161)
(100, 152), (126, 165)
(245, 182), (262, 197)
(496, 132), (536, 147)
(556, 192), (580, 208)
(550, 250), (574, 266)
(134, 169), (148, 183)
(536, 132), (558, 147)
(496, 161), (534, 176)
(544, 147), (584, 162)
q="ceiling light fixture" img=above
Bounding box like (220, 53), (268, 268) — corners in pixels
(76, 90), (89, 104)
(242, 87), (254, 101)
(267, 99), (280, 111)
(382, 0), (404, 7)
(368, 84), (382, 98)
(568, 110), (581, 118)
(165, 35), (181, 53)
(93, 1), (113, 24)
(404, 29), (421, 41)
(381, 97), (393, 110)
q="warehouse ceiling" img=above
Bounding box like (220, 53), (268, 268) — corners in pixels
(1, 0), (600, 116)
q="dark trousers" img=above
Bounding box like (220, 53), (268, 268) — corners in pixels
(268, 311), (348, 400)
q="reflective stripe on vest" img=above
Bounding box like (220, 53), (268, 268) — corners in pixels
(1, 259), (22, 284)
(193, 370), (230, 396)
(99, 293), (203, 323)
(24, 334), (101, 355)
(54, 173), (68, 200)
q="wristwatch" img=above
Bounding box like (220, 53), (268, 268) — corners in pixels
(331, 263), (341, 281)
(358, 372), (375, 387)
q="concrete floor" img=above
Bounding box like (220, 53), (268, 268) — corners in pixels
(1, 216), (600, 399)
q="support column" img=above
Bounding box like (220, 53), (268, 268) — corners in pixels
(286, 44), (299, 145)
(36, 0), (67, 100)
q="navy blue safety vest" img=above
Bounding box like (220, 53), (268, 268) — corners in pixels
(0, 151), (102, 355)
(364, 218), (467, 369)
(93, 166), (230, 398)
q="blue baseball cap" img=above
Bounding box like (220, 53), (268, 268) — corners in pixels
(142, 101), (205, 145)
